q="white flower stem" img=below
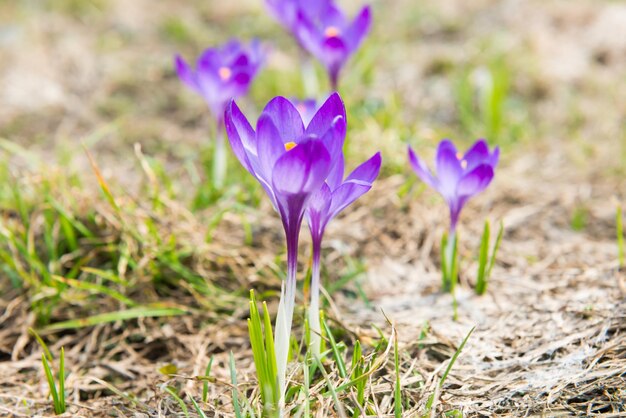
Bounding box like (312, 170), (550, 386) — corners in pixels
(274, 236), (299, 415)
(212, 128), (226, 189)
(309, 240), (322, 358)
(301, 55), (319, 98)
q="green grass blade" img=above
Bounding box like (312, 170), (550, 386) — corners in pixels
(229, 351), (243, 418)
(42, 354), (61, 414)
(440, 326), (474, 386)
(29, 328), (53, 362)
(321, 317), (347, 379)
(190, 395), (208, 418)
(202, 356), (214, 403)
(425, 326), (475, 413)
(314, 355), (347, 418)
(45, 306), (188, 330)
(440, 233), (449, 290)
(51, 275), (136, 306)
(393, 332), (402, 418)
(475, 220), (490, 295)
(486, 220), (504, 278)
(58, 347), (65, 413)
(163, 386), (189, 418)
(83, 145), (121, 214)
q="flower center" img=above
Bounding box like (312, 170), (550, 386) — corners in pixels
(218, 66), (232, 81)
(324, 26), (341, 38)
(284, 141), (297, 151)
(456, 152), (468, 169)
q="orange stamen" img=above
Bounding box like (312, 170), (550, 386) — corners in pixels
(284, 141), (297, 151)
(324, 26), (341, 38)
(218, 66), (232, 81)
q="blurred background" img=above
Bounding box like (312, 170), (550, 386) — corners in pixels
(1, 0), (624, 180)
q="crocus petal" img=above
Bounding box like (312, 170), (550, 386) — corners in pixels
(320, 116), (346, 167)
(307, 182), (333, 217)
(436, 147), (463, 198)
(174, 55), (199, 92)
(271, 139), (331, 196)
(326, 153), (344, 191)
(346, 152), (381, 184)
(346, 5), (372, 50)
(261, 96), (305, 144)
(462, 139), (490, 172)
(490, 146), (500, 168)
(256, 115), (286, 180)
(408, 146), (437, 189)
(225, 100), (255, 174)
(295, 11), (323, 57)
(306, 92), (346, 137)
(456, 164), (494, 197)
(327, 180), (372, 220)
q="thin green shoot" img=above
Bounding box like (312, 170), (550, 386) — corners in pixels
(476, 220), (504, 295)
(475, 221), (491, 295)
(45, 305), (188, 330)
(487, 221), (504, 278)
(229, 351), (243, 418)
(321, 316), (347, 378)
(162, 386), (189, 418)
(393, 329), (402, 418)
(41, 347), (66, 414)
(190, 395), (208, 418)
(618, 205), (624, 268)
(313, 355), (347, 418)
(444, 233), (459, 320)
(425, 326), (475, 414)
(202, 356), (214, 403)
(247, 290), (278, 415)
(29, 328), (53, 362)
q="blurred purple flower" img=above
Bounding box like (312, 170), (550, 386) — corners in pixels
(175, 39), (264, 124)
(306, 151), (381, 355)
(225, 92), (346, 402)
(296, 3), (372, 89)
(408, 139), (499, 232)
(265, 0), (330, 32)
(292, 97), (319, 125)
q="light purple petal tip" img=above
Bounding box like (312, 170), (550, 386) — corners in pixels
(408, 146), (437, 189)
(261, 96), (305, 144)
(346, 152), (382, 184)
(346, 5), (372, 49)
(175, 54), (199, 92)
(225, 100), (255, 174)
(256, 115), (285, 180)
(306, 92), (346, 136)
(328, 181), (372, 220)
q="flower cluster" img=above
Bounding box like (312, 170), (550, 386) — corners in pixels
(173, 2), (501, 415)
(266, 0), (372, 89)
(226, 92), (380, 400)
(175, 39), (264, 125)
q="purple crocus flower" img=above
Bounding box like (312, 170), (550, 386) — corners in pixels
(175, 39), (263, 188)
(295, 3), (372, 89)
(408, 139), (498, 292)
(175, 39), (264, 125)
(225, 92), (346, 405)
(306, 151), (381, 356)
(407, 139), (499, 233)
(265, 0), (330, 32)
